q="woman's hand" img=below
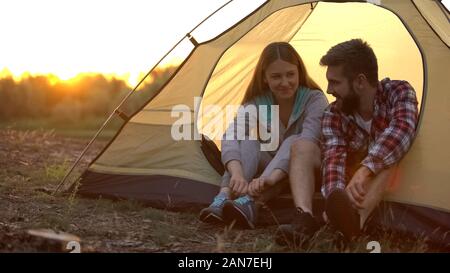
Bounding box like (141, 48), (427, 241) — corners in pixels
(226, 160), (248, 196)
(229, 174), (249, 196)
(248, 169), (287, 197)
(248, 176), (276, 197)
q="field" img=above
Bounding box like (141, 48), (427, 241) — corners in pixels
(0, 129), (433, 253)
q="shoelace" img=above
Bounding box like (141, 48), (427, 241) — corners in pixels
(211, 196), (227, 207)
(234, 195), (252, 205)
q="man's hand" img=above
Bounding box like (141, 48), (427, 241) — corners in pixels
(229, 174), (249, 196)
(346, 166), (373, 209)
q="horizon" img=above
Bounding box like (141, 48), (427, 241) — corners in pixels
(0, 0), (264, 86)
(1, 0), (447, 88)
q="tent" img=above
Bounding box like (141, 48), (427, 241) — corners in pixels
(60, 0), (450, 248)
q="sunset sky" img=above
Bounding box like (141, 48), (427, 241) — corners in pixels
(0, 0), (264, 85)
(1, 0), (448, 87)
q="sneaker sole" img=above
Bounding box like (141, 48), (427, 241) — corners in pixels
(223, 201), (255, 229)
(199, 210), (224, 225)
(325, 190), (361, 240)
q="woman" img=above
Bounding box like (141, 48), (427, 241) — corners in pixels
(199, 42), (328, 229)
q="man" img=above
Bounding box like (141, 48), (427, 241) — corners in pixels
(278, 38), (419, 244)
(321, 38), (419, 240)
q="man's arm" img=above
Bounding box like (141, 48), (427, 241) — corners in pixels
(361, 81), (418, 175)
(321, 106), (348, 198)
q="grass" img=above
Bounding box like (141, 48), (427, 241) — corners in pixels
(0, 128), (444, 253)
(0, 118), (118, 140)
(45, 160), (70, 181)
(140, 207), (167, 222)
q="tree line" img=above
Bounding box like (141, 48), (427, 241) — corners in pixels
(0, 67), (176, 128)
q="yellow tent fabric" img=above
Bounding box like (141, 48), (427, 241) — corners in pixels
(383, 0), (450, 212)
(413, 0), (450, 47)
(89, 0), (450, 216)
(199, 1), (423, 147)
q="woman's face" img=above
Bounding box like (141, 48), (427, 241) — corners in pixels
(264, 59), (299, 101)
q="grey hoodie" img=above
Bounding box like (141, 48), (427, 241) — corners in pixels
(221, 87), (329, 174)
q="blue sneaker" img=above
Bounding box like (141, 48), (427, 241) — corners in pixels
(223, 195), (258, 229)
(199, 195), (228, 224)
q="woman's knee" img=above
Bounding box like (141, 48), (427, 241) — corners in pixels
(290, 139), (320, 164)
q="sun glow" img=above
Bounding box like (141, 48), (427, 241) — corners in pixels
(0, 0), (264, 88)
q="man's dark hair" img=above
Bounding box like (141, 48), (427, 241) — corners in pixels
(320, 39), (378, 87)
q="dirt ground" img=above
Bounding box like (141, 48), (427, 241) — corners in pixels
(0, 129), (433, 253)
(0, 129), (286, 252)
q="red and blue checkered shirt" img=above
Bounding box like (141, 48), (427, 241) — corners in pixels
(321, 78), (419, 198)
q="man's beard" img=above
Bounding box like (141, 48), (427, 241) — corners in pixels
(341, 86), (359, 115)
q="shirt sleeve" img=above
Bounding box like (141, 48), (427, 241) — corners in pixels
(321, 106), (348, 198)
(361, 81), (418, 175)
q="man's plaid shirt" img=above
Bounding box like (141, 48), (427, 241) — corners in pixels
(321, 78), (419, 198)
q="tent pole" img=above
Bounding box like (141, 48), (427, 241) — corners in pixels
(54, 0), (236, 195)
(53, 35), (188, 195)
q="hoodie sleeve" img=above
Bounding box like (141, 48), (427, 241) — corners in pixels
(262, 91), (329, 175)
(297, 90), (329, 144)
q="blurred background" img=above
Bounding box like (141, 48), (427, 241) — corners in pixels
(0, 0), (263, 138)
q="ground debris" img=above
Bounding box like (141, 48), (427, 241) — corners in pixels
(26, 229), (81, 252)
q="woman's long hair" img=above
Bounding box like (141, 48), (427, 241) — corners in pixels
(242, 42), (321, 104)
